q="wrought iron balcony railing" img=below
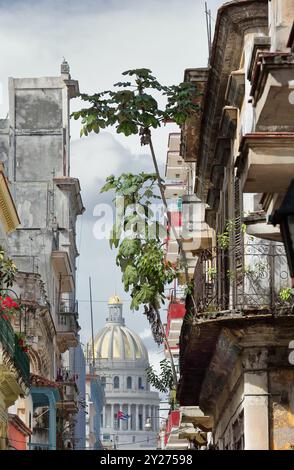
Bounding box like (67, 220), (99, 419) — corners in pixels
(193, 242), (294, 315)
(0, 315), (30, 386)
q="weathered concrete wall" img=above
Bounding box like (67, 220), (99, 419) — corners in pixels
(15, 135), (63, 181)
(6, 69), (81, 347)
(15, 89), (62, 130)
(269, 367), (294, 449)
(0, 119), (9, 167)
(269, 0), (294, 52)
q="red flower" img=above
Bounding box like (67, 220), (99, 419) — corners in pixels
(2, 314), (8, 321)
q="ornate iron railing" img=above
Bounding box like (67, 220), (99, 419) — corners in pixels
(14, 334), (30, 386)
(0, 316), (30, 385)
(0, 314), (15, 356)
(194, 242), (293, 314)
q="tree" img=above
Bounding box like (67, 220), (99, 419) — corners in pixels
(72, 69), (201, 389)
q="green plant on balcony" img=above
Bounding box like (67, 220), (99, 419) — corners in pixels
(206, 266), (217, 279)
(0, 246), (17, 287)
(0, 246), (22, 320)
(15, 332), (29, 353)
(227, 269), (236, 281)
(0, 295), (22, 321)
(184, 281), (194, 296)
(217, 218), (246, 250)
(279, 287), (293, 303)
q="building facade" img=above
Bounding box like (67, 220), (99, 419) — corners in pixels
(89, 296), (160, 450)
(0, 61), (85, 449)
(175, 0), (294, 450)
(0, 162), (30, 450)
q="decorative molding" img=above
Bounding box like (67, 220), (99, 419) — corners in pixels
(0, 165), (20, 233)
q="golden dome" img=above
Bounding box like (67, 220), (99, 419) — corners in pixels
(94, 324), (148, 362)
(108, 295), (121, 305)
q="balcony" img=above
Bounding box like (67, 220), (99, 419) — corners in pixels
(165, 151), (188, 181)
(56, 314), (79, 352)
(55, 366), (79, 413)
(193, 242), (293, 315)
(236, 133), (294, 193)
(180, 68), (209, 162)
(56, 382), (79, 413)
(51, 251), (74, 292)
(250, 52), (294, 132)
(166, 297), (186, 349)
(0, 315), (30, 389)
(165, 410), (189, 450)
(244, 211), (281, 242)
(164, 181), (187, 199)
(181, 195), (213, 254)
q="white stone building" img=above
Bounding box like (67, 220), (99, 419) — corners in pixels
(93, 296), (160, 450)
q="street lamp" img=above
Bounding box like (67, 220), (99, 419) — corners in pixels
(144, 416), (166, 431)
(270, 180), (294, 287)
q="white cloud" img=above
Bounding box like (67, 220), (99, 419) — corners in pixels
(139, 328), (153, 340)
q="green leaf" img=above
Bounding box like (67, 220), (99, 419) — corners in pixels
(116, 121), (138, 136)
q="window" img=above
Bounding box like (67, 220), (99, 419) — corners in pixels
(103, 434), (110, 441)
(127, 376), (132, 389)
(101, 376), (106, 388)
(113, 376), (119, 389)
(138, 377), (144, 390)
(100, 413), (103, 427)
(138, 405), (143, 430)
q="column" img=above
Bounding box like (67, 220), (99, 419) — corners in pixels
(243, 348), (269, 450)
(128, 405), (131, 431)
(102, 407), (106, 430)
(48, 394), (57, 450)
(111, 404), (114, 430)
(142, 405), (146, 432)
(136, 404), (140, 431)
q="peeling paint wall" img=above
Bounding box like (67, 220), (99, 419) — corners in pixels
(269, 368), (294, 450)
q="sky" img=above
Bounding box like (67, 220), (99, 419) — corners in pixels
(0, 0), (224, 371)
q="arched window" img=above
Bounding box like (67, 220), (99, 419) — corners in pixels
(113, 376), (120, 389)
(138, 377), (144, 390)
(127, 376), (132, 389)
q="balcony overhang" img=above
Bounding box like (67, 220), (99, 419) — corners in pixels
(180, 406), (213, 432)
(56, 331), (78, 353)
(225, 69), (245, 109)
(180, 68), (208, 163)
(164, 183), (187, 199)
(51, 251), (74, 292)
(244, 212), (282, 242)
(182, 230), (213, 254)
(54, 177), (85, 216)
(250, 53), (294, 132)
(247, 36), (271, 81)
(177, 313), (294, 410)
(178, 424), (207, 445)
(236, 133), (294, 193)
